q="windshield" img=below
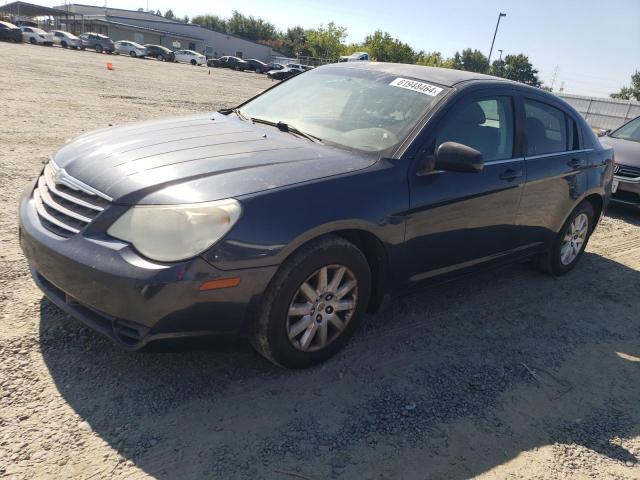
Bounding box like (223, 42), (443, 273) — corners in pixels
(611, 116), (640, 142)
(239, 67), (448, 152)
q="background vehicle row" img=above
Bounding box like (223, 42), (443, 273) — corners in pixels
(1, 24), (316, 75)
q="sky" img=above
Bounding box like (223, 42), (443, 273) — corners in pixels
(33, 0), (640, 97)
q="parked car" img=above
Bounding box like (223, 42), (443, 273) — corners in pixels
(338, 51), (369, 62)
(174, 49), (206, 65)
(144, 44), (175, 62)
(114, 40), (147, 58)
(20, 26), (53, 45)
(267, 64), (305, 80)
(245, 59), (269, 73)
(600, 115), (640, 209)
(207, 56), (249, 70)
(19, 63), (613, 368)
(0, 20), (22, 42)
(78, 32), (114, 53)
(266, 62), (284, 71)
(51, 30), (81, 49)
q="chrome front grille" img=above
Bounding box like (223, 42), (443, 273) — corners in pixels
(33, 162), (111, 238)
(616, 164), (640, 179)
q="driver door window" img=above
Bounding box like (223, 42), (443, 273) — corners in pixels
(436, 96), (514, 162)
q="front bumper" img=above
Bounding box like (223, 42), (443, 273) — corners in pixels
(611, 176), (640, 209)
(19, 186), (278, 349)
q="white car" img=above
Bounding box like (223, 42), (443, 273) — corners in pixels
(114, 40), (147, 58)
(174, 50), (206, 66)
(20, 26), (53, 45)
(51, 30), (81, 49)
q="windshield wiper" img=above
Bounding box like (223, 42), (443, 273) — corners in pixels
(251, 117), (322, 144)
(217, 108), (249, 121)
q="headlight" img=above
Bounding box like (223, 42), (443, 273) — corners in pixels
(107, 199), (241, 262)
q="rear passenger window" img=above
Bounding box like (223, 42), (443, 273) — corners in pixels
(524, 100), (568, 155)
(436, 96), (514, 162)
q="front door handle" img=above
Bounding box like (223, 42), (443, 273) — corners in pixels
(499, 168), (523, 181)
(567, 158), (585, 169)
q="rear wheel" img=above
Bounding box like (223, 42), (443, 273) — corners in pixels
(95, 44), (102, 53)
(534, 201), (595, 276)
(249, 235), (371, 368)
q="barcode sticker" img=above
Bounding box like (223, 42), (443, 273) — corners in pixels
(389, 77), (443, 96)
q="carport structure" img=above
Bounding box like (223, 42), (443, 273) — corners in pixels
(0, 1), (82, 32)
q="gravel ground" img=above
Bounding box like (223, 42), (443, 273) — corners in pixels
(1, 42), (639, 480)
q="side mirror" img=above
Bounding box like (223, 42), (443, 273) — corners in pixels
(434, 141), (484, 173)
(597, 128), (610, 137)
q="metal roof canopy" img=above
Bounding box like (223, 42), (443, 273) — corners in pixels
(0, 1), (68, 17)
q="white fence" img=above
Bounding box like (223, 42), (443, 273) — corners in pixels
(558, 93), (640, 131)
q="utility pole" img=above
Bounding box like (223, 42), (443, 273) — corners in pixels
(550, 65), (559, 91)
(488, 12), (506, 64)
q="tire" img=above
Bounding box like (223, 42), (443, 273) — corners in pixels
(534, 201), (595, 276)
(129, 51), (136, 57)
(80, 46), (85, 50)
(249, 235), (371, 368)
(95, 44), (102, 53)
(29, 37), (36, 44)
(190, 59), (196, 65)
(157, 54), (164, 61)
(61, 41), (68, 48)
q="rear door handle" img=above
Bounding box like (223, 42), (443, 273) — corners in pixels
(499, 168), (523, 181)
(568, 158), (585, 169)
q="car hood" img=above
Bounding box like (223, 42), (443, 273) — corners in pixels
(600, 136), (640, 167)
(52, 113), (375, 205)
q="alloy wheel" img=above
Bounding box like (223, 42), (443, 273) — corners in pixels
(286, 265), (358, 352)
(560, 213), (589, 265)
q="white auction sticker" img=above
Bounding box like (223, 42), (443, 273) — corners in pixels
(389, 77), (443, 96)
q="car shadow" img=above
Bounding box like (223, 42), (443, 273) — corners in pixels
(38, 251), (640, 479)
(606, 204), (640, 226)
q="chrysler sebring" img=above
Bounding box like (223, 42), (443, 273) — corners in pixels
(19, 62), (614, 367)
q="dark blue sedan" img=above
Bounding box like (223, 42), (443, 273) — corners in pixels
(19, 62), (614, 368)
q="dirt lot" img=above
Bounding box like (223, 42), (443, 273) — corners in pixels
(1, 42), (639, 480)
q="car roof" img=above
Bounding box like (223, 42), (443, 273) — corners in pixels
(0, 21), (17, 27)
(323, 61), (513, 87)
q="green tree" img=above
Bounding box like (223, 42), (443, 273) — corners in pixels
(182, 15), (190, 24)
(306, 22), (347, 60)
(363, 31), (416, 64)
(191, 14), (227, 32)
(611, 71), (640, 101)
(225, 10), (279, 41)
(450, 48), (490, 73)
(164, 9), (175, 20)
(415, 51), (453, 68)
(281, 26), (310, 57)
(490, 54), (541, 86)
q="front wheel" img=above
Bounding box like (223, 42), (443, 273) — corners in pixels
(95, 44), (102, 53)
(190, 59), (197, 65)
(61, 41), (68, 48)
(249, 235), (371, 368)
(29, 37), (36, 44)
(157, 54), (164, 61)
(534, 201), (595, 276)
(129, 51), (136, 57)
